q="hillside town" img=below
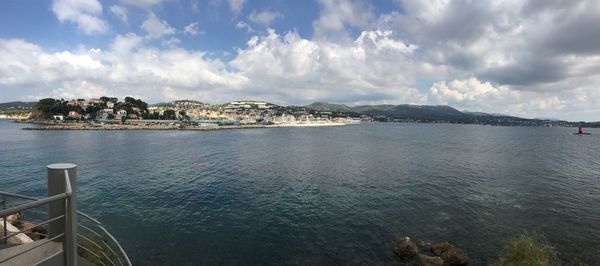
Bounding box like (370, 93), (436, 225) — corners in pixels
(2, 96), (596, 129)
(22, 97), (362, 130)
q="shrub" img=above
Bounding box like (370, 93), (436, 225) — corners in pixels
(495, 232), (559, 266)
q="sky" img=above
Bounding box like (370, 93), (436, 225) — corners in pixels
(1, 0), (600, 121)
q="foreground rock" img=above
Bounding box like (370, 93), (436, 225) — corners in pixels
(418, 254), (443, 266)
(0, 219), (34, 244)
(395, 237), (419, 260)
(431, 241), (469, 265)
(19, 221), (48, 241)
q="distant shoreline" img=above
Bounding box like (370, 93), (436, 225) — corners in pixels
(21, 122), (353, 131)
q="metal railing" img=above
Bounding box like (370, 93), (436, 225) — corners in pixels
(0, 164), (131, 266)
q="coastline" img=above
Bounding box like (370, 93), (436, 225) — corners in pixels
(21, 121), (353, 131)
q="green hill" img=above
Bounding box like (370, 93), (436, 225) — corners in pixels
(0, 101), (37, 110)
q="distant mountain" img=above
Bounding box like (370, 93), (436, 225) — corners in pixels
(463, 111), (512, 117)
(0, 101), (37, 110)
(150, 100), (206, 107)
(533, 117), (560, 121)
(305, 102), (353, 112)
(306, 102), (471, 121)
(303, 102), (577, 126)
(355, 104), (467, 120)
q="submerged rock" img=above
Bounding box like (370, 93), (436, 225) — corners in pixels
(430, 242), (468, 266)
(395, 237), (419, 260)
(418, 254), (443, 266)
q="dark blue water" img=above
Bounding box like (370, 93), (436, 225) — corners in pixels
(1, 120), (600, 265)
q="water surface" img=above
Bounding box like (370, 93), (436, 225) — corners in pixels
(1, 120), (599, 264)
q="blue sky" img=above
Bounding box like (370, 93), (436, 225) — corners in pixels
(1, 0), (600, 121)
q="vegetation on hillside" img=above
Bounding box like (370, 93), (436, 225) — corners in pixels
(29, 97), (151, 120)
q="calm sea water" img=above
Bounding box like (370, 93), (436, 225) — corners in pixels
(1, 119), (600, 265)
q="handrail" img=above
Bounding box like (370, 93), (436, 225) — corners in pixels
(0, 193), (68, 218)
(78, 211), (132, 266)
(0, 170), (72, 218)
(0, 214), (65, 241)
(0, 191), (39, 201)
(0, 167), (132, 266)
(64, 170), (72, 196)
(0, 233), (65, 263)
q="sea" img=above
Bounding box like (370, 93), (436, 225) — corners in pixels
(1, 119), (600, 265)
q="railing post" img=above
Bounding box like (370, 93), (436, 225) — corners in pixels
(2, 194), (6, 244)
(47, 163), (77, 266)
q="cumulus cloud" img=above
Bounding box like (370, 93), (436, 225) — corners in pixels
(0, 36), (247, 103)
(7, 0), (600, 120)
(183, 22), (203, 36)
(110, 5), (128, 23)
(141, 12), (176, 39)
(426, 77), (588, 119)
(378, 0), (600, 90)
(230, 29), (424, 104)
(52, 0), (108, 35)
(313, 0), (374, 42)
(248, 10), (283, 26)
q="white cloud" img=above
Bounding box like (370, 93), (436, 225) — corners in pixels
(313, 0), (374, 42)
(52, 0), (108, 35)
(8, 0), (600, 120)
(110, 5), (128, 23)
(141, 12), (176, 39)
(120, 0), (162, 8)
(0, 36), (247, 103)
(248, 10), (283, 26)
(183, 22), (203, 36)
(427, 77), (577, 118)
(162, 37), (181, 47)
(235, 21), (254, 33)
(227, 0), (246, 14)
(230, 29), (424, 104)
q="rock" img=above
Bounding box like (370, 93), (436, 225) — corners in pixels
(441, 247), (468, 266)
(418, 254), (443, 266)
(0, 218), (33, 244)
(5, 212), (21, 225)
(431, 242), (468, 266)
(20, 221), (47, 240)
(431, 242), (452, 256)
(395, 237), (419, 260)
(417, 240), (433, 255)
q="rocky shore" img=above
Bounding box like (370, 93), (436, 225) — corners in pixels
(394, 237), (469, 266)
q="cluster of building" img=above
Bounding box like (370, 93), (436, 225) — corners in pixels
(145, 100), (361, 126)
(46, 98), (362, 127)
(52, 98), (144, 121)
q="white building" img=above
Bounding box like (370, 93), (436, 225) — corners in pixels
(226, 101), (275, 109)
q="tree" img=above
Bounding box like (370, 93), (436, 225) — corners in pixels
(162, 109), (176, 120)
(34, 98), (69, 119)
(100, 96), (118, 104)
(85, 105), (102, 119)
(124, 97), (148, 111)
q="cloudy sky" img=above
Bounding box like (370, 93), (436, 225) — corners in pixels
(1, 0), (600, 120)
